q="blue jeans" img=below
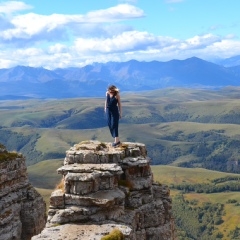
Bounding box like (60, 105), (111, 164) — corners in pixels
(106, 108), (119, 138)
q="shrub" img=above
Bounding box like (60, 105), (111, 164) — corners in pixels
(55, 178), (65, 192)
(226, 199), (237, 204)
(0, 151), (22, 162)
(118, 179), (133, 190)
(101, 228), (124, 240)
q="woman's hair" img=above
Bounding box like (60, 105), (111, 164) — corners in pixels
(108, 85), (120, 95)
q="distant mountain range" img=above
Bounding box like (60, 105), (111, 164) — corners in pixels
(1, 56), (240, 99)
(215, 55), (240, 67)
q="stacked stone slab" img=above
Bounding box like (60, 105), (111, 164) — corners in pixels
(33, 140), (175, 240)
(0, 145), (46, 240)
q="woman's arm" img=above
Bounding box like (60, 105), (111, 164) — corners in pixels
(104, 91), (108, 112)
(117, 94), (122, 118)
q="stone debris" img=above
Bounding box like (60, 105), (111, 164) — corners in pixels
(32, 140), (176, 240)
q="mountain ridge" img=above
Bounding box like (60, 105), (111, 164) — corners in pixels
(1, 57), (240, 99)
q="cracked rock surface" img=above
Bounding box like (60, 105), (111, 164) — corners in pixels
(32, 140), (176, 240)
(0, 145), (46, 240)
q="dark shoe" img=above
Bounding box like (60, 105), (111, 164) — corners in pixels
(112, 141), (121, 147)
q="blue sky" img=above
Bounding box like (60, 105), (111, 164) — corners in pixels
(0, 0), (240, 69)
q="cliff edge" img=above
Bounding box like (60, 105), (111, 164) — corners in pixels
(0, 144), (46, 240)
(32, 140), (176, 240)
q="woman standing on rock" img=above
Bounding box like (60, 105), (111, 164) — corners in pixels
(104, 85), (122, 147)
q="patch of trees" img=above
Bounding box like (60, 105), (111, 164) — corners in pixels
(218, 111), (240, 124)
(148, 130), (233, 168)
(0, 129), (36, 151)
(150, 131), (228, 165)
(163, 112), (190, 122)
(226, 199), (238, 204)
(42, 152), (65, 160)
(148, 144), (185, 165)
(212, 176), (240, 184)
(176, 138), (240, 173)
(173, 194), (224, 240)
(0, 129), (43, 166)
(149, 129), (237, 162)
(170, 181), (240, 194)
(174, 130), (227, 142)
(228, 227), (240, 240)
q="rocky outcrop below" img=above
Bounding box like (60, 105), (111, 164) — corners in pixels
(33, 141), (176, 240)
(0, 144), (46, 240)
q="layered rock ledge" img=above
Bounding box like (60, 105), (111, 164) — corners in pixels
(0, 144), (46, 240)
(33, 140), (176, 240)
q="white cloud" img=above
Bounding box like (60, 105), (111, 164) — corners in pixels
(0, 58), (13, 68)
(0, 16), (14, 31)
(0, 2), (239, 69)
(201, 39), (240, 59)
(71, 32), (223, 58)
(86, 4), (144, 22)
(48, 44), (68, 54)
(14, 47), (43, 57)
(1, 31), (240, 69)
(0, 1), (32, 14)
(0, 3), (144, 49)
(70, 34), (240, 66)
(209, 25), (222, 31)
(73, 31), (162, 54)
(72, 23), (133, 38)
(225, 34), (236, 39)
(182, 34), (222, 50)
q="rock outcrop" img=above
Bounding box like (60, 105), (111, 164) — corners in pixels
(0, 144), (46, 240)
(33, 141), (176, 240)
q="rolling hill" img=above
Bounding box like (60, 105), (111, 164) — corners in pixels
(1, 87), (240, 174)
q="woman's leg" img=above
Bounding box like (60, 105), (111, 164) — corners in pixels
(115, 136), (120, 143)
(107, 109), (114, 137)
(112, 111), (120, 143)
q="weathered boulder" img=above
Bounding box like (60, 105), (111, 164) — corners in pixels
(0, 145), (46, 240)
(33, 140), (176, 240)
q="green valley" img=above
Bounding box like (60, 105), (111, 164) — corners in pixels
(153, 166), (240, 240)
(1, 87), (240, 172)
(2, 87), (240, 239)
